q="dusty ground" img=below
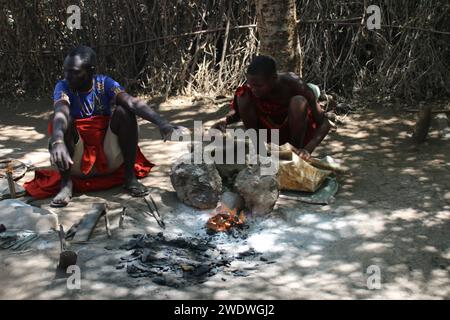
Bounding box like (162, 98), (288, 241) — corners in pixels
(0, 96), (449, 300)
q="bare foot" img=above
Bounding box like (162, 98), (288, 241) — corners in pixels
(50, 180), (73, 207)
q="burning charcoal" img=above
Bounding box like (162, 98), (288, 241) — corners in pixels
(206, 205), (246, 233)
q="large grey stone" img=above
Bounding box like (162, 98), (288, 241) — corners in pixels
(170, 154), (222, 209)
(234, 164), (279, 215)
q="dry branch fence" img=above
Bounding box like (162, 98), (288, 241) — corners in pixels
(0, 0), (449, 102)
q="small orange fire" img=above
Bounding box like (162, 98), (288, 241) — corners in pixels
(206, 204), (246, 232)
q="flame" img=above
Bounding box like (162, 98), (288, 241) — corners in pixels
(206, 204), (246, 232)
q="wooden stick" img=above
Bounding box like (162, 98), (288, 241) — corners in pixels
(6, 164), (16, 199)
(218, 17), (230, 87)
(72, 203), (107, 243)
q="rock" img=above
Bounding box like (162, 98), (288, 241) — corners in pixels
(170, 153), (222, 209)
(234, 164), (279, 215)
(278, 153), (331, 193)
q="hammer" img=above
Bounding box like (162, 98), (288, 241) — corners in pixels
(57, 224), (78, 271)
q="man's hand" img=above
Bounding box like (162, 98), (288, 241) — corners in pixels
(159, 123), (184, 142)
(292, 147), (311, 161)
(211, 118), (227, 132)
(50, 142), (74, 171)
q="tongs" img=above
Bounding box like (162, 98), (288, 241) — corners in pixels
(143, 194), (165, 229)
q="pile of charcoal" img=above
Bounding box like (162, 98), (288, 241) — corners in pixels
(117, 232), (265, 288)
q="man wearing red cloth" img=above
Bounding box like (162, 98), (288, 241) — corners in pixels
(30, 46), (178, 207)
(212, 55), (331, 160)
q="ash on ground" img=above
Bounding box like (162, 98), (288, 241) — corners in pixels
(117, 226), (272, 288)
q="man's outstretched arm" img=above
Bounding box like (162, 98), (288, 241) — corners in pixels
(115, 92), (176, 141)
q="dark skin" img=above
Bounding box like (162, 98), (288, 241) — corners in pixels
(212, 72), (331, 160)
(50, 55), (178, 206)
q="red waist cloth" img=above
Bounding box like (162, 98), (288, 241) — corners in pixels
(76, 116), (110, 175)
(24, 116), (154, 199)
(231, 85), (317, 146)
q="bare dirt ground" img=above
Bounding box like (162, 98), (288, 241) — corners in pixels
(0, 96), (449, 300)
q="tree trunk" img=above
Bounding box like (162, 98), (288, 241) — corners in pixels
(255, 0), (301, 74)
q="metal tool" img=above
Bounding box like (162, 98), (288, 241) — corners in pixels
(104, 213), (112, 238)
(58, 224), (78, 270)
(143, 194), (165, 229)
(118, 207), (127, 229)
